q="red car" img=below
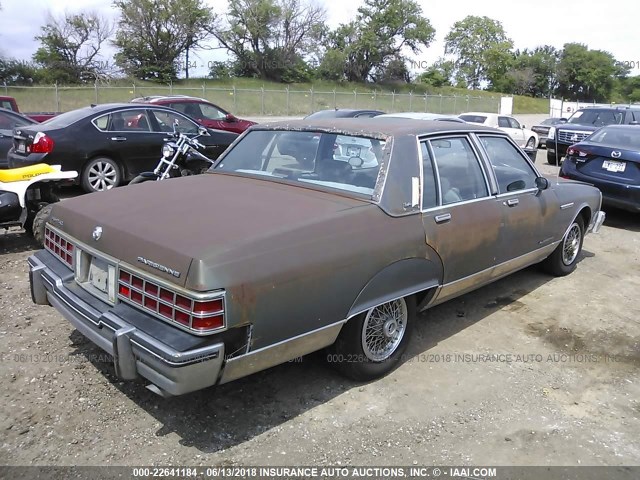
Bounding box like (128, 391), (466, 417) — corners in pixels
(131, 95), (255, 134)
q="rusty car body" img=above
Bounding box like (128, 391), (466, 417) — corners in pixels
(28, 119), (605, 396)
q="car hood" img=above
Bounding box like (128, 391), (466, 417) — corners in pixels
(51, 173), (369, 289)
(555, 123), (597, 132)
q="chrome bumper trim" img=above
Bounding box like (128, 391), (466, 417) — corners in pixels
(29, 253), (224, 396)
(589, 210), (606, 234)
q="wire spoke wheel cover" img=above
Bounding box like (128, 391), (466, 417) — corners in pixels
(361, 298), (408, 362)
(562, 222), (582, 265)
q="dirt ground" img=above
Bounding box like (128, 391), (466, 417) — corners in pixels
(0, 152), (639, 470)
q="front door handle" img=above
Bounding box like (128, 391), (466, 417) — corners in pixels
(505, 198), (519, 207)
(435, 213), (452, 224)
(110, 136), (127, 142)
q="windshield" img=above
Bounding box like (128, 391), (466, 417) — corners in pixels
(568, 109), (624, 126)
(588, 127), (640, 150)
(213, 130), (387, 198)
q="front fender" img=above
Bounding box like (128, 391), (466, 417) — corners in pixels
(347, 257), (443, 319)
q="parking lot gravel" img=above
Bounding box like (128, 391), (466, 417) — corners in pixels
(1, 153), (639, 469)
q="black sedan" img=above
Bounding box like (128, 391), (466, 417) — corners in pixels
(560, 125), (640, 212)
(7, 103), (238, 192)
(0, 107), (37, 168)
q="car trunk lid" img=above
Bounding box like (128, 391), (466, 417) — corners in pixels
(571, 143), (640, 185)
(51, 173), (369, 288)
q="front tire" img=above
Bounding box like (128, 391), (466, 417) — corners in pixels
(329, 296), (415, 381)
(526, 137), (536, 149)
(82, 157), (122, 193)
(542, 216), (584, 276)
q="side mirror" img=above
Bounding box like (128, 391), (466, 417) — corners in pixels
(559, 118), (568, 123)
(521, 124), (526, 129)
(224, 113), (237, 123)
(535, 176), (549, 194)
(198, 126), (210, 136)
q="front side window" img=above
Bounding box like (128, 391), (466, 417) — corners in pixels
(498, 117), (511, 128)
(429, 137), (488, 204)
(200, 103), (226, 120)
(150, 110), (199, 134)
(480, 136), (537, 193)
(214, 130), (386, 197)
(508, 118), (521, 129)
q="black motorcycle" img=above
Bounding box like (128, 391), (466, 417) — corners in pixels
(129, 126), (215, 184)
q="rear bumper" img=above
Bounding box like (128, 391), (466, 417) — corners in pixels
(560, 163), (640, 213)
(29, 251), (225, 396)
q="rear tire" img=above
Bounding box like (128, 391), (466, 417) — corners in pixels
(547, 152), (561, 165)
(82, 157), (122, 193)
(542, 216), (584, 276)
(329, 296), (415, 381)
(32, 204), (54, 247)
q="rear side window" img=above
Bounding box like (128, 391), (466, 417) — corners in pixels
(1, 100), (14, 111)
(479, 136), (537, 193)
(102, 109), (151, 132)
(459, 115), (487, 124)
(429, 137), (488, 204)
(498, 117), (511, 128)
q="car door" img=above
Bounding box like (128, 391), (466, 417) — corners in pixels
(419, 136), (503, 304)
(96, 108), (159, 176)
(498, 116), (524, 145)
(476, 134), (557, 265)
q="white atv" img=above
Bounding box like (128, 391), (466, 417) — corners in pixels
(0, 164), (77, 245)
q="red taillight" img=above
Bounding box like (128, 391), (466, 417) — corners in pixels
(44, 227), (73, 268)
(567, 146), (588, 157)
(30, 132), (54, 154)
(192, 315), (224, 331)
(193, 299), (223, 314)
(117, 268), (225, 333)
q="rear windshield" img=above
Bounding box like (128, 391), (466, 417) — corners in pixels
(588, 127), (640, 150)
(568, 109), (624, 127)
(214, 130), (387, 198)
(39, 108), (92, 128)
(459, 115), (487, 124)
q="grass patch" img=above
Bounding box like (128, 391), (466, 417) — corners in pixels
(3, 77), (549, 116)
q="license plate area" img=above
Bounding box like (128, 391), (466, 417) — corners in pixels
(602, 160), (626, 172)
(75, 248), (117, 304)
(16, 142), (26, 153)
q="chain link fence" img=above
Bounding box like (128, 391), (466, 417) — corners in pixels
(3, 83), (501, 117)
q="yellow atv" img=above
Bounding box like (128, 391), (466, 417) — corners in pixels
(0, 164), (77, 245)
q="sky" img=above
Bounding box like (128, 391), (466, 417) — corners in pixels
(0, 0), (638, 77)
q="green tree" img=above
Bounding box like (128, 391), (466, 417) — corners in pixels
(499, 46), (559, 96)
(620, 75), (640, 103)
(33, 11), (114, 83)
(211, 0), (326, 82)
(417, 58), (454, 87)
(320, 0), (435, 83)
(555, 43), (623, 102)
(444, 15), (513, 89)
(114, 0), (216, 82)
(0, 59), (43, 85)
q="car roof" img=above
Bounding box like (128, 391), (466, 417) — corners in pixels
(0, 106), (35, 122)
(253, 117), (501, 136)
(378, 112), (462, 120)
(132, 95), (208, 103)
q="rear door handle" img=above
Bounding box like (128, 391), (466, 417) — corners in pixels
(435, 213), (452, 224)
(505, 198), (519, 207)
(110, 136), (127, 142)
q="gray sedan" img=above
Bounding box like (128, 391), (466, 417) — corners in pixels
(28, 119), (605, 396)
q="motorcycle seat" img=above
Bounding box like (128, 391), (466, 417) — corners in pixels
(0, 164), (56, 183)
